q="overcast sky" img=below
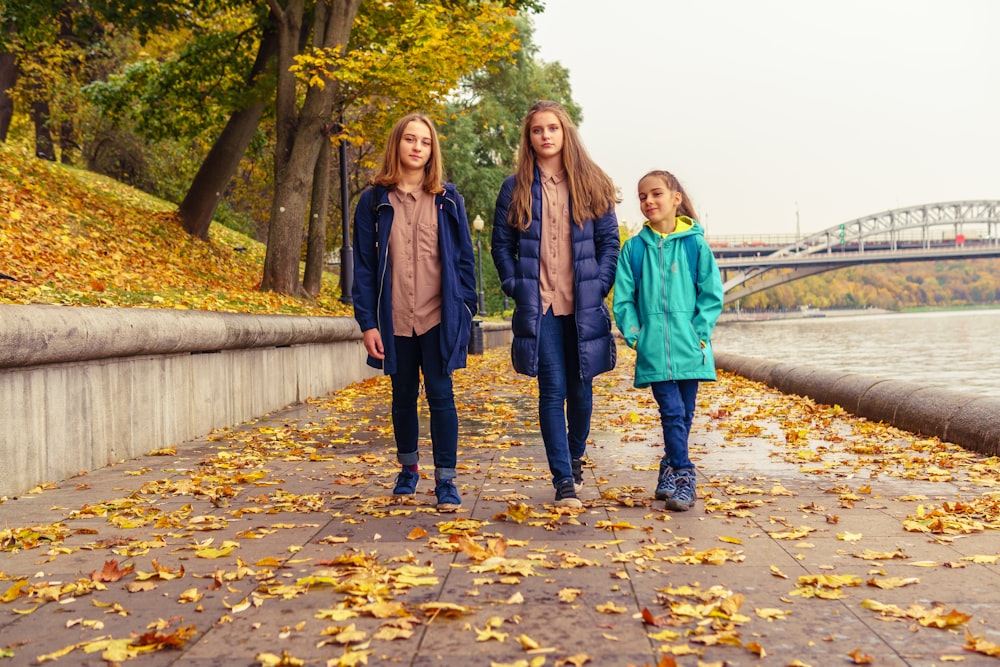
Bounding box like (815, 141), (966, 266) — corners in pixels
(531, 0), (1000, 238)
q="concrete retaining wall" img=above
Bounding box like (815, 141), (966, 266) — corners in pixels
(715, 351), (1000, 456)
(0, 306), (515, 498)
(0, 305), (380, 497)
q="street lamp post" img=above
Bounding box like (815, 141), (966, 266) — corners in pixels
(472, 214), (486, 315)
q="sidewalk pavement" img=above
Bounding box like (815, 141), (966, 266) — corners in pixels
(2, 344), (1000, 667)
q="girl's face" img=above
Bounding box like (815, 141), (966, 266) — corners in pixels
(638, 176), (682, 226)
(528, 111), (564, 161)
(398, 120), (433, 172)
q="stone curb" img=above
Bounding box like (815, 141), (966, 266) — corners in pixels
(715, 351), (1000, 456)
(0, 304), (359, 369)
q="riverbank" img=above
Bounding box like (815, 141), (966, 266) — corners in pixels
(718, 307), (889, 322)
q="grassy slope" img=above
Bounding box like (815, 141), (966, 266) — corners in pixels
(0, 143), (352, 317)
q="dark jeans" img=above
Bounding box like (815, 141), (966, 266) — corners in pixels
(390, 325), (457, 480)
(650, 379), (699, 470)
(537, 310), (593, 486)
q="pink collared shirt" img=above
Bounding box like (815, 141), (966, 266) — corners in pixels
(388, 188), (442, 336)
(539, 170), (574, 315)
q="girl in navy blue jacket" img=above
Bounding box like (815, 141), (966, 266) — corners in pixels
(492, 100), (620, 507)
(352, 113), (478, 512)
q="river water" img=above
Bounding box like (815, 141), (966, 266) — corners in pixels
(711, 308), (1000, 399)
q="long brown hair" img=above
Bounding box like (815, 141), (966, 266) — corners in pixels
(372, 113), (444, 194)
(507, 100), (619, 231)
(641, 170), (698, 222)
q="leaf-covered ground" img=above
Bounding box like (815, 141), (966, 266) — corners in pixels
(0, 143), (352, 317)
(3, 345), (1000, 666)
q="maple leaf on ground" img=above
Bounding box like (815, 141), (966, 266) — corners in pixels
(417, 601), (474, 621)
(965, 628), (1000, 657)
(866, 576), (919, 589)
(641, 607), (666, 626)
(90, 559), (133, 583)
(595, 601), (627, 614)
(559, 588), (583, 603)
(861, 599), (972, 627)
(848, 648), (874, 664)
(256, 651), (305, 667)
(406, 526), (428, 540)
(135, 559), (185, 581)
(133, 624), (197, 649)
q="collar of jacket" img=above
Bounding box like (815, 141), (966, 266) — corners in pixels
(375, 183), (458, 212)
(638, 215), (703, 243)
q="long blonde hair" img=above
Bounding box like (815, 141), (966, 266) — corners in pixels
(506, 100), (619, 231)
(372, 113), (444, 194)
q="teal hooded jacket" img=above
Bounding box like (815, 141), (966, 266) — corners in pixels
(612, 218), (723, 388)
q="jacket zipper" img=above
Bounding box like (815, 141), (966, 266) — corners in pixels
(658, 235), (672, 380)
(375, 200), (391, 336)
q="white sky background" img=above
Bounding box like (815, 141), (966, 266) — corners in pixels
(530, 0), (1000, 238)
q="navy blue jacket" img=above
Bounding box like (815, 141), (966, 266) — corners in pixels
(351, 183), (478, 376)
(491, 171), (620, 379)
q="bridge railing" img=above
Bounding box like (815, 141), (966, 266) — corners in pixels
(710, 228), (1000, 250)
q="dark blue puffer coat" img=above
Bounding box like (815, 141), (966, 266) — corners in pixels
(491, 171), (620, 379)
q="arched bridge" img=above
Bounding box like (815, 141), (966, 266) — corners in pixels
(714, 200), (1000, 305)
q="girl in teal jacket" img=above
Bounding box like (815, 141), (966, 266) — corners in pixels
(613, 170), (723, 511)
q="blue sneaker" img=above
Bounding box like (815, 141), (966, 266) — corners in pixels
(434, 479), (461, 512)
(664, 469), (696, 512)
(554, 478), (582, 508)
(393, 468), (419, 496)
(571, 458), (584, 493)
(654, 463), (676, 500)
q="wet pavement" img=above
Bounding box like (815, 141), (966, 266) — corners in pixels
(2, 344), (1000, 666)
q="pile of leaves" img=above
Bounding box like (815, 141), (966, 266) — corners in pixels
(0, 144), (352, 317)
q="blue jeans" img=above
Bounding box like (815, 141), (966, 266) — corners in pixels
(390, 325), (457, 480)
(537, 310), (593, 487)
(651, 380), (699, 471)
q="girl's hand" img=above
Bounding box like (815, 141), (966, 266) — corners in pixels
(363, 328), (385, 360)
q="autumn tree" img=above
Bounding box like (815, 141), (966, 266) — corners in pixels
(77, 3), (276, 238)
(0, 0), (197, 160)
(257, 0), (362, 295)
(263, 0), (526, 295)
(5, 0), (542, 298)
(175, 12), (279, 240)
(0, 0), (98, 161)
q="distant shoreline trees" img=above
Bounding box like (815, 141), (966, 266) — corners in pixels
(728, 259), (1000, 311)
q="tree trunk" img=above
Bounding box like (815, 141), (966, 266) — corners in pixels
(31, 99), (55, 161)
(179, 103), (268, 240)
(260, 0), (361, 295)
(303, 126), (333, 297)
(178, 23), (279, 240)
(59, 119), (75, 164)
(0, 53), (16, 143)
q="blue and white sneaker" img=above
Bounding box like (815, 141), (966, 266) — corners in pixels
(654, 463), (677, 500)
(434, 479), (461, 512)
(664, 469), (696, 511)
(393, 468), (419, 496)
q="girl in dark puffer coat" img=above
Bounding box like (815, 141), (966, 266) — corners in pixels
(492, 100), (620, 508)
